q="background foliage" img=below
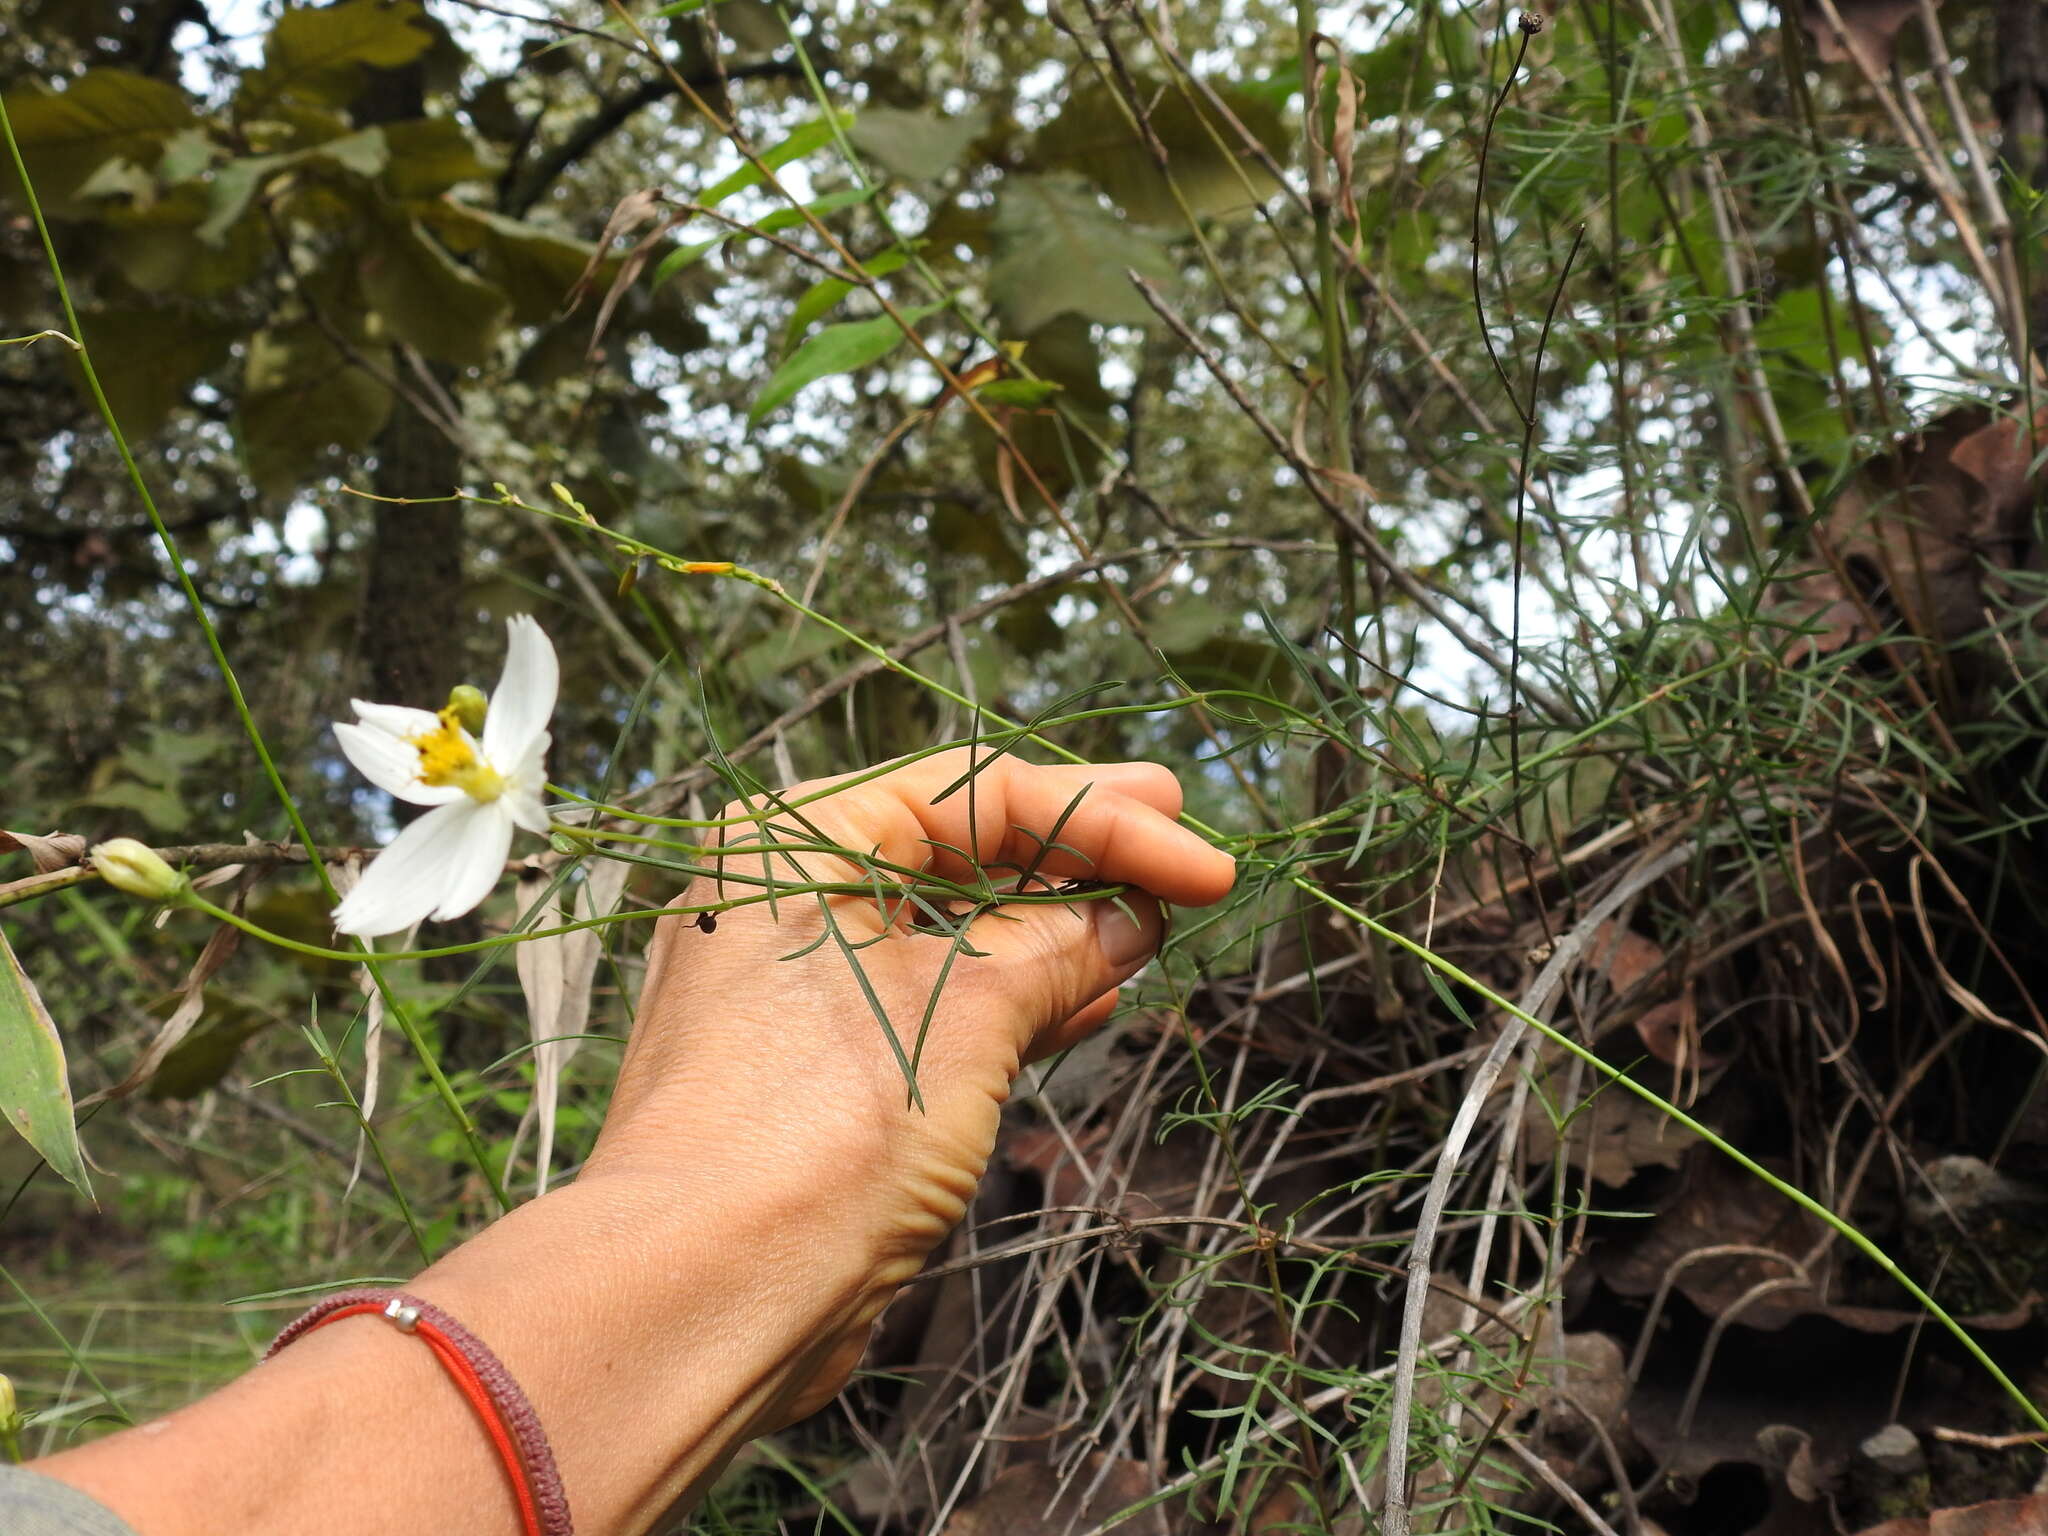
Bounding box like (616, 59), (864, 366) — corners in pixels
(6, 0), (2048, 1529)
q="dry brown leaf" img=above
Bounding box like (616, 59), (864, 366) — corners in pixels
(510, 859), (630, 1194)
(563, 187), (686, 361)
(1773, 402), (2048, 662)
(0, 829), (86, 873)
(1596, 1151), (2033, 1333)
(1585, 918), (1666, 996)
(1330, 52), (1359, 228)
(1853, 1491), (2048, 1536)
(937, 1454), (1168, 1536)
(1635, 990), (1727, 1073)
(84, 917), (242, 1104)
(1530, 1327), (1630, 1444)
(1801, 0), (1922, 73)
(1522, 1085), (1698, 1186)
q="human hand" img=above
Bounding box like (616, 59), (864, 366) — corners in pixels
(583, 748), (1236, 1415)
(31, 752), (1235, 1536)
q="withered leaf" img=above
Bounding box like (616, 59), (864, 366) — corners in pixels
(938, 1455), (1169, 1536)
(1596, 1150), (2033, 1333)
(1771, 401), (2048, 661)
(0, 829), (87, 874)
(1801, 0), (1922, 74)
(1852, 1491), (2048, 1536)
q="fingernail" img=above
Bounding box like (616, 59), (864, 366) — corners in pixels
(1095, 898), (1159, 969)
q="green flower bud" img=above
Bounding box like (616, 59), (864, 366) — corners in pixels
(0, 1371), (19, 1463)
(446, 684), (489, 736)
(90, 838), (188, 903)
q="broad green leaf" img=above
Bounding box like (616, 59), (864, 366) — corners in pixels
(988, 174), (1173, 333)
(243, 0), (434, 111)
(750, 301), (947, 422)
(0, 924), (92, 1202)
(968, 312), (1111, 498)
(73, 156), (155, 202)
(314, 126), (389, 177)
(704, 0), (782, 49)
(73, 304), (233, 438)
(697, 113), (849, 208)
(0, 69), (194, 213)
(650, 186), (876, 288)
(105, 184), (266, 294)
(1237, 62), (1303, 113)
(359, 215), (509, 366)
(929, 501), (1025, 581)
(782, 244), (916, 353)
(156, 126), (217, 184)
(145, 1013), (268, 1102)
(238, 322), (395, 493)
(71, 780), (185, 832)
(848, 106), (988, 182)
(757, 187), (875, 232)
(1036, 78), (1286, 224)
(432, 204), (604, 323)
(381, 117), (498, 198)
(198, 154), (283, 244)
(732, 622), (848, 690)
(198, 129), (386, 245)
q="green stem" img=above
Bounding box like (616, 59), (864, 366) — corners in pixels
(0, 1256), (129, 1430)
(0, 97), (508, 1216)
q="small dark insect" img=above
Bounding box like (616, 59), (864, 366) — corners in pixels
(695, 911), (718, 934)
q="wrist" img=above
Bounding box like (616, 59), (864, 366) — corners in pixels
(409, 1162), (903, 1528)
(584, 1059), (1006, 1275)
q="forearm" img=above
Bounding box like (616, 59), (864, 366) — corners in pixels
(34, 1166), (899, 1536)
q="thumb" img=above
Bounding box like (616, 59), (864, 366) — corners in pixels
(955, 891), (1166, 1062)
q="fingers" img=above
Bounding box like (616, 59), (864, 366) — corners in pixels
(723, 750), (1234, 909)
(954, 890), (1166, 1061)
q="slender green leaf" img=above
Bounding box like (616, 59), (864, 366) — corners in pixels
(749, 300), (947, 422)
(649, 186), (876, 289)
(697, 112), (849, 208)
(781, 244), (915, 353)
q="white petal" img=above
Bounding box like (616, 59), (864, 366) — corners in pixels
(332, 801), (489, 937)
(351, 700), (444, 740)
(432, 806), (515, 920)
(483, 616), (559, 767)
(502, 733), (552, 834)
(334, 722), (464, 806)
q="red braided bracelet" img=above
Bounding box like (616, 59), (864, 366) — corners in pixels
(267, 1289), (573, 1536)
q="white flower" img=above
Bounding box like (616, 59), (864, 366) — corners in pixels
(331, 615), (558, 938)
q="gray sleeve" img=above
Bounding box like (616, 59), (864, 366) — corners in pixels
(0, 1464), (144, 1536)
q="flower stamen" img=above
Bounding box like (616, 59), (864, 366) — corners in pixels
(410, 706), (506, 803)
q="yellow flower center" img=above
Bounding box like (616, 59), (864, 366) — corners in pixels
(410, 706), (505, 803)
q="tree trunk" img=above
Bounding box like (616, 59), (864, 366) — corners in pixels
(354, 62), (468, 707)
(361, 399), (467, 705)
